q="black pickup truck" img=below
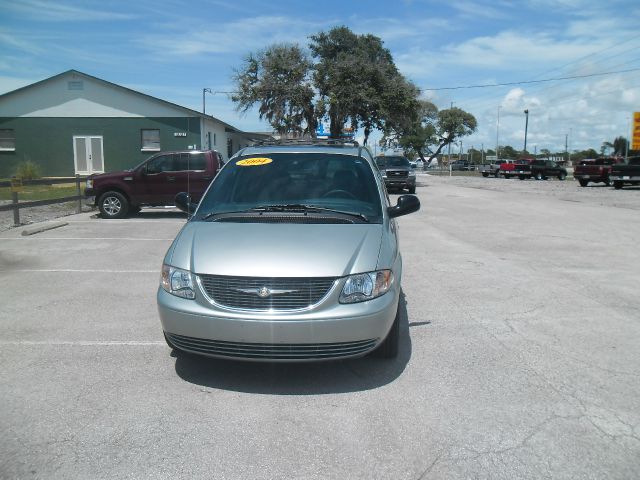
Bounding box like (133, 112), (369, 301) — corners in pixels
(609, 156), (640, 189)
(529, 159), (567, 180)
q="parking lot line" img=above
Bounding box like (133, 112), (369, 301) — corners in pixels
(5, 269), (158, 273)
(0, 237), (175, 241)
(0, 340), (165, 346)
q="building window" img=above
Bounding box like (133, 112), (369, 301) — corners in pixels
(227, 138), (233, 159)
(0, 129), (16, 151)
(141, 129), (160, 151)
(213, 133), (217, 146)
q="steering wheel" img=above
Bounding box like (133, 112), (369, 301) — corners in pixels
(322, 189), (357, 200)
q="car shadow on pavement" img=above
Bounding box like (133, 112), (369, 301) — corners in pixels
(173, 293), (412, 395)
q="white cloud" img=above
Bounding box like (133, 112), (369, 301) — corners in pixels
(1, 0), (136, 21)
(138, 15), (332, 56)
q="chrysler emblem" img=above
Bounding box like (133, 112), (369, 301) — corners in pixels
(234, 286), (298, 297)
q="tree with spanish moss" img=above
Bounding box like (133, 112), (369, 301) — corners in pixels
(232, 44), (316, 136)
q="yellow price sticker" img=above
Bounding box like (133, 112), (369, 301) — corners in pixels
(236, 157), (273, 167)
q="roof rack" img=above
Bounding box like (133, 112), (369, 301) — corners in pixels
(252, 137), (359, 147)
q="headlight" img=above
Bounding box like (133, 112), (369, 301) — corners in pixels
(339, 270), (393, 304)
(161, 264), (195, 299)
(408, 170), (416, 177)
(86, 179), (93, 189)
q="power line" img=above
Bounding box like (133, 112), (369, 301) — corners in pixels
(421, 67), (640, 91)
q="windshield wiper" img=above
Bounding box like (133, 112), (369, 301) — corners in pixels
(202, 204), (368, 222)
(252, 204), (369, 222)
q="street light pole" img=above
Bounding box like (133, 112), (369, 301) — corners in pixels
(202, 88), (213, 115)
(523, 109), (529, 153)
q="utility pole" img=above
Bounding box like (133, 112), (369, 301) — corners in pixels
(481, 143), (484, 164)
(496, 106), (501, 161)
(523, 109), (529, 153)
(626, 116), (630, 162)
(202, 88), (212, 114)
(565, 133), (568, 164)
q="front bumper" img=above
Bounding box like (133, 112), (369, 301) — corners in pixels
(158, 279), (399, 362)
(610, 175), (640, 181)
(384, 177), (416, 189)
(84, 187), (96, 207)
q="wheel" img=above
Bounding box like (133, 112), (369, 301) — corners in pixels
(98, 191), (129, 219)
(519, 175), (526, 180)
(322, 189), (357, 200)
(535, 172), (543, 181)
(614, 181), (623, 190)
(371, 305), (400, 359)
(482, 172), (489, 177)
(604, 177), (612, 186)
(504, 174), (511, 179)
(408, 186), (416, 194)
(558, 173), (567, 181)
(578, 179), (588, 187)
(493, 171), (499, 178)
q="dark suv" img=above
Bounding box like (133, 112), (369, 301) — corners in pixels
(375, 155), (416, 193)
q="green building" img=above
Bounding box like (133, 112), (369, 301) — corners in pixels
(0, 70), (266, 178)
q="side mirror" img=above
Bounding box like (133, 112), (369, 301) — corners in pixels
(388, 195), (420, 218)
(175, 192), (198, 215)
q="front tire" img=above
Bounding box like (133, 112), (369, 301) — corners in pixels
(579, 179), (588, 187)
(535, 172), (544, 181)
(371, 306), (400, 359)
(482, 172), (489, 177)
(98, 191), (129, 219)
(409, 186), (416, 194)
(614, 181), (623, 190)
(558, 173), (567, 181)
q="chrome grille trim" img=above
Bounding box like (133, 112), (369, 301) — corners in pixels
(197, 275), (338, 312)
(167, 333), (377, 360)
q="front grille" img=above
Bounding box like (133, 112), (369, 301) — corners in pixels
(387, 170), (408, 178)
(166, 333), (377, 360)
(198, 275), (337, 311)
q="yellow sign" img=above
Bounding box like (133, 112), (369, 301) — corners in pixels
(236, 157), (273, 167)
(633, 112), (640, 151)
(10, 177), (23, 193)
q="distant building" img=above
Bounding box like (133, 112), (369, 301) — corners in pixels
(0, 70), (268, 178)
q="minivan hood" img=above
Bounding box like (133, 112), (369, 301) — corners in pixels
(169, 222), (383, 278)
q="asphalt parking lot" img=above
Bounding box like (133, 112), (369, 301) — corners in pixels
(1, 175), (639, 479)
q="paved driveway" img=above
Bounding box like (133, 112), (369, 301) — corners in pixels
(1, 178), (639, 479)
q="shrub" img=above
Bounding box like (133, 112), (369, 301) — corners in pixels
(15, 160), (40, 180)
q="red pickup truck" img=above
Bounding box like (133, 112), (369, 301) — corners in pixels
(500, 158), (533, 179)
(85, 150), (223, 218)
(573, 157), (623, 187)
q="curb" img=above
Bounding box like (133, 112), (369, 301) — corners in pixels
(21, 221), (69, 236)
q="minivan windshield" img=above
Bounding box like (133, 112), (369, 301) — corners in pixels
(195, 152), (383, 223)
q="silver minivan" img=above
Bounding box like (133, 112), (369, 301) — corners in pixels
(157, 141), (420, 361)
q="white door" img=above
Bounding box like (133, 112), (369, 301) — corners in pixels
(73, 136), (105, 174)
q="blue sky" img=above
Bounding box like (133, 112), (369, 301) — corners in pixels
(1, 0), (639, 154)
